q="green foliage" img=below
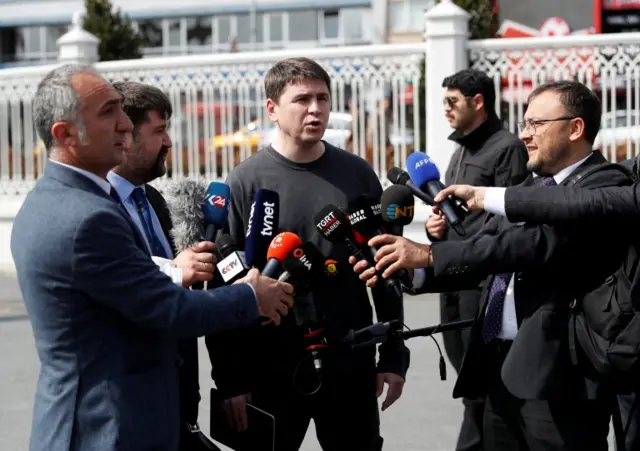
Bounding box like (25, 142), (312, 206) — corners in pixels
(409, 0), (497, 151)
(83, 0), (145, 62)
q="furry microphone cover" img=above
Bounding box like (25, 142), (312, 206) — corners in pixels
(164, 178), (208, 252)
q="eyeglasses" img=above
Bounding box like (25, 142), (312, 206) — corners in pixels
(517, 116), (576, 134)
(443, 96), (472, 109)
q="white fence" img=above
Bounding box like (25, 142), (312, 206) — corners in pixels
(0, 44), (424, 196)
(2, 3), (640, 199)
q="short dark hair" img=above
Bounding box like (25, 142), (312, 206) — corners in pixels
(442, 69), (496, 113)
(111, 81), (172, 132)
(528, 81), (601, 145)
(264, 57), (331, 103)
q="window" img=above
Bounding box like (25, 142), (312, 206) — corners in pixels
(45, 25), (68, 54)
(342, 8), (363, 41)
(269, 14), (283, 42)
(214, 16), (232, 47)
(187, 17), (212, 47)
(138, 20), (163, 48)
(322, 11), (339, 40)
(289, 10), (318, 41)
(167, 19), (181, 50)
(389, 0), (434, 32)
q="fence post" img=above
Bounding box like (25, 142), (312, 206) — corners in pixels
(57, 11), (100, 65)
(424, 0), (469, 179)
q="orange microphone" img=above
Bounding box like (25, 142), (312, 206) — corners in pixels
(262, 232), (303, 278)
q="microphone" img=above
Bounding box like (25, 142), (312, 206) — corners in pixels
(245, 189), (280, 269)
(346, 195), (411, 295)
(262, 232), (303, 279)
(406, 152), (466, 236)
(314, 205), (369, 264)
(202, 182), (231, 242)
(388, 166), (469, 216)
(280, 242), (328, 375)
(279, 242), (326, 309)
(215, 234), (249, 284)
(164, 178), (209, 252)
(381, 185), (415, 236)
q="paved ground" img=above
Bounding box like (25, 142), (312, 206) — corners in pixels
(0, 222), (618, 450)
(0, 276), (465, 450)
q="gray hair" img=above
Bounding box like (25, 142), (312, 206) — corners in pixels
(32, 63), (101, 153)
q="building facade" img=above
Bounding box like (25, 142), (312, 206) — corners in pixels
(0, 0), (392, 66)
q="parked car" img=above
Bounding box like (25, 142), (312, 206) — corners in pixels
(594, 111), (640, 162)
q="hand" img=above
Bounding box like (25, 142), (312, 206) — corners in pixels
(425, 207), (447, 240)
(434, 185), (487, 212)
(376, 372), (405, 411)
(223, 393), (252, 432)
(348, 236), (431, 288)
(174, 241), (217, 287)
(236, 269), (294, 326)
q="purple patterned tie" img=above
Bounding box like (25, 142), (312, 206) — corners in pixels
(481, 175), (556, 344)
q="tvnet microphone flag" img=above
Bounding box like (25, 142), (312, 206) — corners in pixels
(215, 234), (249, 284)
(245, 189), (280, 269)
(406, 152), (466, 236)
(164, 178), (209, 252)
(202, 182), (231, 242)
(262, 232), (303, 279)
(381, 185), (415, 236)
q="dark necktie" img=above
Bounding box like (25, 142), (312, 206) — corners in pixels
(481, 175), (557, 344)
(130, 187), (170, 259)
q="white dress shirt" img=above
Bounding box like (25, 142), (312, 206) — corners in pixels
(412, 153), (593, 340)
(49, 161), (183, 285)
(484, 153), (593, 340)
(107, 171), (183, 285)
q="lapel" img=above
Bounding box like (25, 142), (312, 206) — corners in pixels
(45, 161), (150, 256)
(145, 184), (177, 257)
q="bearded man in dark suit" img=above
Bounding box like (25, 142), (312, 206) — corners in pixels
(108, 81), (221, 451)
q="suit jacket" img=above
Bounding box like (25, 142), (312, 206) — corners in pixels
(10, 161), (260, 451)
(417, 152), (635, 400)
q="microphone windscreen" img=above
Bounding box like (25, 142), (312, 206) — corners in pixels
(164, 178), (208, 252)
(381, 185), (415, 226)
(203, 182), (231, 227)
(347, 195), (383, 236)
(266, 232), (302, 262)
(282, 241), (326, 287)
(245, 189), (280, 268)
(314, 205), (352, 243)
(406, 151), (440, 188)
(387, 166), (411, 186)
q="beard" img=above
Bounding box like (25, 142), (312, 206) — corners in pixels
(152, 146), (169, 177)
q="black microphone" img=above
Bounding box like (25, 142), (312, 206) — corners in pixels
(244, 189), (280, 270)
(380, 184), (415, 236)
(346, 195), (412, 294)
(280, 242), (329, 375)
(388, 166), (469, 217)
(406, 152), (467, 236)
(215, 234), (249, 284)
(314, 205), (371, 267)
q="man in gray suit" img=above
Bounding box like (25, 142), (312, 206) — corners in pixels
(10, 63), (294, 451)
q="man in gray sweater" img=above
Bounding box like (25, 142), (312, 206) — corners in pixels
(205, 57), (409, 451)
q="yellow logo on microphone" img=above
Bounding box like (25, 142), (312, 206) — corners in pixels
(324, 259), (338, 276)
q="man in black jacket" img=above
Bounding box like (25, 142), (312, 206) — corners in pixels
(350, 80), (634, 450)
(426, 69), (528, 451)
(108, 81), (221, 451)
